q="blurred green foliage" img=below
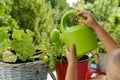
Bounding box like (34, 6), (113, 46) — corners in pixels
(0, 0), (36, 62)
(11, 0), (57, 45)
(0, 0), (19, 29)
(0, 0), (120, 69)
(9, 0), (68, 69)
(47, 0), (69, 28)
(0, 0), (17, 61)
(45, 0), (69, 69)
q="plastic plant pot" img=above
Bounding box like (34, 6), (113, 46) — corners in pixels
(56, 55), (89, 80)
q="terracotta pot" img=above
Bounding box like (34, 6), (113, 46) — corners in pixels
(55, 55), (89, 80)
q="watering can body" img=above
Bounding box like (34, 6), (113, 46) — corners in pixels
(50, 10), (98, 58)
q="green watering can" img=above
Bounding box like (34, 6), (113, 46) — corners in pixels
(50, 10), (98, 58)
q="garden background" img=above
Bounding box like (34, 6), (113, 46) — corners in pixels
(0, 0), (120, 72)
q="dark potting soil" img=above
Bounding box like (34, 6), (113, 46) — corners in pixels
(57, 55), (89, 62)
(4, 49), (42, 64)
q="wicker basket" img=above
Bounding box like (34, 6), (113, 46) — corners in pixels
(0, 61), (47, 80)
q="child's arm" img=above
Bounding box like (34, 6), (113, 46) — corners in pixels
(77, 10), (120, 80)
(65, 44), (77, 80)
(76, 10), (119, 54)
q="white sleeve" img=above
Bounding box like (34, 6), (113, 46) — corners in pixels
(112, 48), (120, 67)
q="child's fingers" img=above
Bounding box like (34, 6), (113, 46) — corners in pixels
(77, 10), (84, 16)
(65, 46), (69, 54)
(77, 18), (86, 24)
(65, 44), (75, 56)
(77, 10), (89, 17)
(77, 10), (86, 15)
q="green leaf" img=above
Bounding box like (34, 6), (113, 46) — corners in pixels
(11, 40), (35, 55)
(39, 54), (44, 60)
(11, 29), (36, 61)
(12, 30), (25, 40)
(0, 30), (9, 43)
(18, 54), (28, 61)
(0, 27), (11, 31)
(3, 50), (17, 62)
(22, 33), (33, 43)
(26, 29), (35, 36)
(0, 53), (2, 61)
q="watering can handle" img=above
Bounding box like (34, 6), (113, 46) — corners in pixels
(61, 10), (85, 31)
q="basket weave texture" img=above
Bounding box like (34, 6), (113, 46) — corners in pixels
(0, 61), (47, 80)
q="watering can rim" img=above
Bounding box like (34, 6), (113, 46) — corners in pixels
(61, 10), (77, 32)
(60, 10), (86, 32)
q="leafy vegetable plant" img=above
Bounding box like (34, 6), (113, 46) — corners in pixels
(0, 28), (36, 62)
(0, 0), (37, 63)
(10, 29), (36, 61)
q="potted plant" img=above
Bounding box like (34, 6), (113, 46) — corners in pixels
(0, 27), (48, 80)
(56, 55), (89, 80)
(0, 2), (48, 77)
(45, 38), (90, 80)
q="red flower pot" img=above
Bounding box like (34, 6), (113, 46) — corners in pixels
(56, 55), (89, 80)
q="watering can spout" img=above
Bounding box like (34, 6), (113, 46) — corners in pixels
(50, 29), (62, 42)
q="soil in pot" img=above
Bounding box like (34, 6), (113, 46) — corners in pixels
(3, 49), (42, 64)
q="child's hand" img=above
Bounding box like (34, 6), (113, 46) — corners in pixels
(65, 44), (77, 65)
(76, 10), (100, 30)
